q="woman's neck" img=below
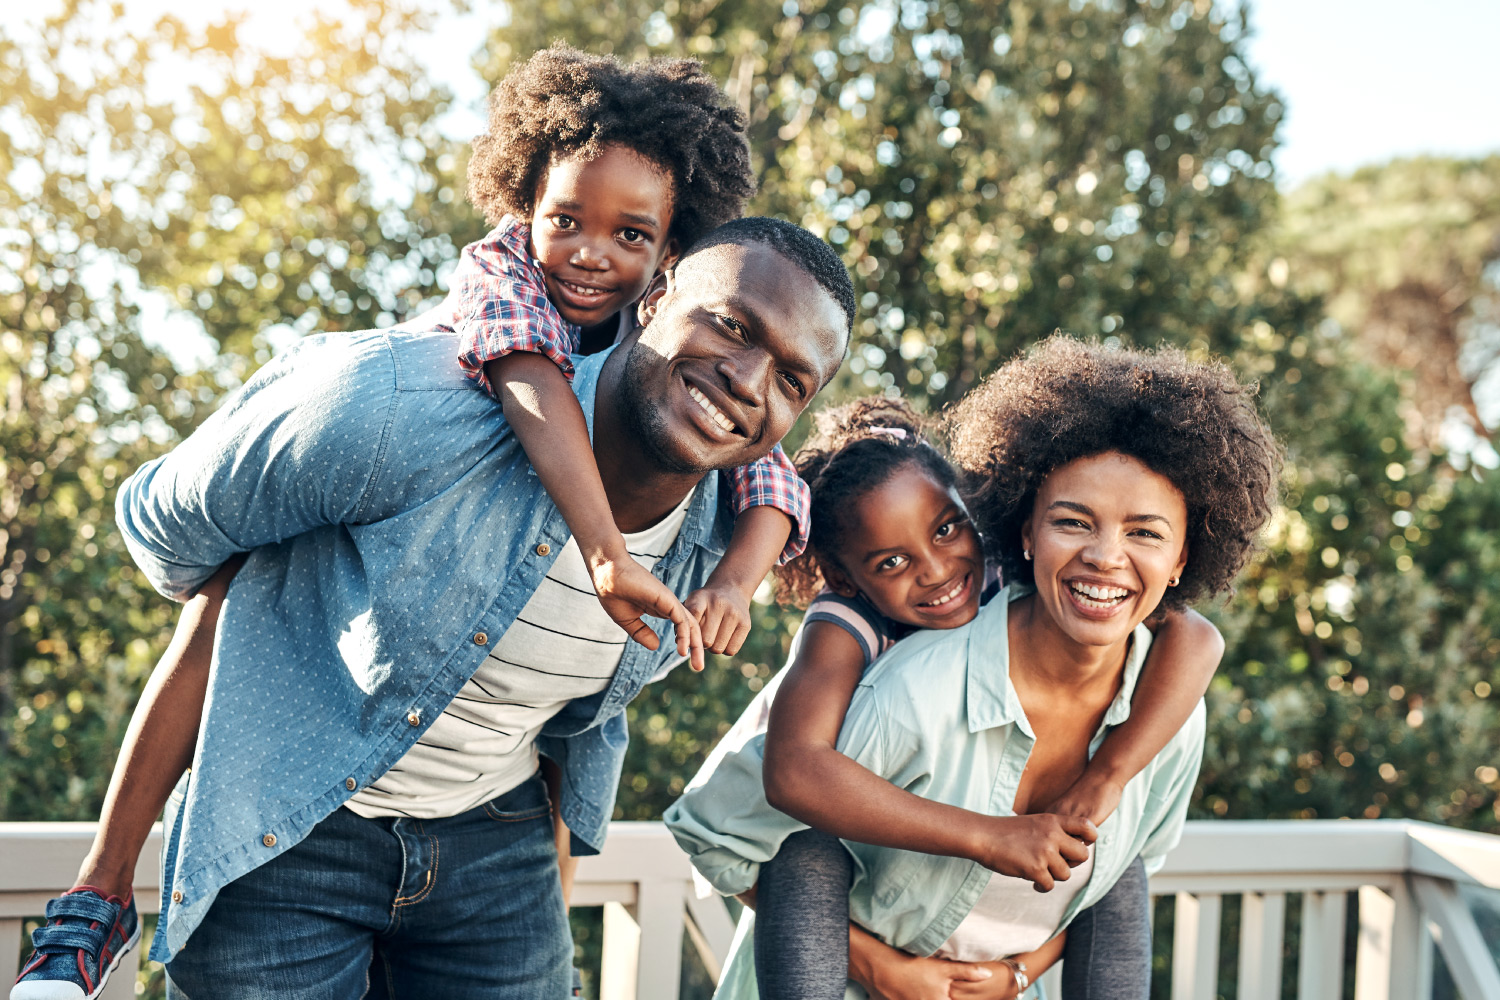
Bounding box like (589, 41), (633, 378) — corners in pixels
(1005, 592), (1132, 704)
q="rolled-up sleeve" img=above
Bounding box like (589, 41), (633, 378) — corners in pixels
(115, 335), (396, 600)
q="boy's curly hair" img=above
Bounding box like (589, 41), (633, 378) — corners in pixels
(467, 43), (755, 249)
(774, 396), (959, 608)
(945, 335), (1281, 613)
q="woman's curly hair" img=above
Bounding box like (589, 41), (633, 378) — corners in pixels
(945, 335), (1281, 613)
(467, 43), (755, 249)
(774, 396), (959, 608)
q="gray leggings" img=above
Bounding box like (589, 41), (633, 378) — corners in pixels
(753, 830), (1151, 1000)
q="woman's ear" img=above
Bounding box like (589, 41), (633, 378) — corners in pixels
(637, 270), (674, 328)
(1172, 539), (1189, 585)
(1020, 517), (1036, 564)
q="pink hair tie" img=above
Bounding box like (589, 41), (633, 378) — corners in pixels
(868, 426), (908, 441)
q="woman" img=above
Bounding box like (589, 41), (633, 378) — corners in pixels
(666, 336), (1280, 998)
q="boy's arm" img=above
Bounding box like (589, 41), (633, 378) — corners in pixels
(687, 447), (806, 654)
(486, 354), (703, 669)
(1049, 608), (1223, 825)
(763, 622), (1095, 890)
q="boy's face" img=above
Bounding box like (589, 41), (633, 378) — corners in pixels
(529, 144), (678, 330)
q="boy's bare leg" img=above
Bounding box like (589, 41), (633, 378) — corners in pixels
(73, 556), (244, 897)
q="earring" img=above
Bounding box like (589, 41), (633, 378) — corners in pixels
(1023, 550), (1032, 561)
(1168, 576), (1180, 586)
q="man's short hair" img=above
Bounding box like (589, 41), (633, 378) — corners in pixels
(677, 217), (856, 337)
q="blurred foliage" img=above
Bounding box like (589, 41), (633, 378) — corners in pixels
(3, 0), (1500, 995)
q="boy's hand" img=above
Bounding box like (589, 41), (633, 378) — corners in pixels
(1047, 771), (1126, 828)
(968, 813), (1097, 892)
(590, 556), (705, 672)
(684, 583), (753, 659)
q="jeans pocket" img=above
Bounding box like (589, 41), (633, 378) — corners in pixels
(481, 774), (552, 823)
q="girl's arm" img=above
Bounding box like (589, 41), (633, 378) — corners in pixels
(486, 353), (704, 671)
(1048, 608), (1223, 825)
(848, 925), (1065, 1000)
(762, 623), (1095, 889)
(74, 555), (244, 898)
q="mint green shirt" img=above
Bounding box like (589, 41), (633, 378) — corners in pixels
(665, 587), (1205, 999)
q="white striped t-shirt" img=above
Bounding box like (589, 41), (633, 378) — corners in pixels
(347, 488), (694, 819)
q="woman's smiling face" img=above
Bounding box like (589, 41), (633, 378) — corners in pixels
(1022, 451), (1189, 648)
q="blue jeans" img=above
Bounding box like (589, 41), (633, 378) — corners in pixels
(165, 773), (573, 1000)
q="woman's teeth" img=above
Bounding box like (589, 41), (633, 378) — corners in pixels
(921, 577), (967, 607)
(1070, 582), (1129, 608)
(687, 384), (736, 433)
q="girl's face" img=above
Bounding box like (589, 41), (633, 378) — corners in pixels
(824, 463), (985, 630)
(1021, 450), (1189, 649)
(529, 143), (678, 330)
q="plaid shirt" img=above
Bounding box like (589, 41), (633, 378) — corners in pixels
(451, 218), (810, 563)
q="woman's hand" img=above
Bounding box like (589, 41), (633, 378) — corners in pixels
(866, 951), (995, 1000)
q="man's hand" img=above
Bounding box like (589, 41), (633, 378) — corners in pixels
(968, 813), (1097, 892)
(1046, 770), (1126, 828)
(590, 556), (705, 672)
(684, 582), (753, 658)
(866, 950), (994, 1000)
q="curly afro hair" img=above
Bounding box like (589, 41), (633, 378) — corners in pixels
(945, 335), (1281, 613)
(774, 396), (958, 607)
(467, 43), (755, 250)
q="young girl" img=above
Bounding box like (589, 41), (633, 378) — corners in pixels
(14, 45), (806, 999)
(668, 393), (1225, 1000)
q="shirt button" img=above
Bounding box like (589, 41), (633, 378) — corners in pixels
(407, 711), (421, 726)
(535, 542), (551, 557)
(345, 777), (358, 791)
(473, 632), (488, 645)
(171, 890), (183, 903)
(262, 833), (277, 848)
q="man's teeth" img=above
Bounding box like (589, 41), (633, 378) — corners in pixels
(921, 578), (966, 607)
(687, 384), (736, 433)
(1070, 582), (1129, 608)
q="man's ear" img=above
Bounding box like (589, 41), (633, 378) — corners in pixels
(655, 238), (681, 277)
(637, 269), (675, 328)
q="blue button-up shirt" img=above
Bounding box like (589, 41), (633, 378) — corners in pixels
(116, 327), (731, 960)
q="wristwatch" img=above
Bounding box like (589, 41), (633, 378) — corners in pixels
(998, 957), (1030, 994)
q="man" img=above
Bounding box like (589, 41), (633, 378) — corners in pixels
(116, 218), (852, 998)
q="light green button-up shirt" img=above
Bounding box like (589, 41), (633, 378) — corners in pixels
(665, 587), (1205, 999)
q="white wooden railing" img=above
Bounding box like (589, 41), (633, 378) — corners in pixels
(3, 820), (1498, 999)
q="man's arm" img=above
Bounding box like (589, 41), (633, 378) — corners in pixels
(115, 338), (393, 600)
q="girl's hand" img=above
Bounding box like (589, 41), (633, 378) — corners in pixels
(867, 951), (994, 1000)
(968, 812), (1096, 891)
(1046, 770), (1126, 827)
(589, 554), (705, 671)
(684, 582), (752, 655)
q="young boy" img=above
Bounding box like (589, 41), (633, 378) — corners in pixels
(14, 45), (810, 999)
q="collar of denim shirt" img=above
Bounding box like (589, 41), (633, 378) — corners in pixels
(960, 587), (1152, 739)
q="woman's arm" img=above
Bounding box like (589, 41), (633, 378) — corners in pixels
(1049, 608), (1223, 825)
(763, 623), (1095, 888)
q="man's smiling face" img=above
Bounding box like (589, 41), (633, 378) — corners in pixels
(616, 241), (847, 475)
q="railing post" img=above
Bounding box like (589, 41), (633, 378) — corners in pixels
(1355, 882), (1424, 1000)
(1411, 874), (1500, 1000)
(633, 879), (686, 1000)
(1171, 892), (1221, 1000)
(1298, 890), (1347, 1000)
(2, 917), (23, 981)
(1237, 891), (1287, 1000)
(601, 900), (642, 1000)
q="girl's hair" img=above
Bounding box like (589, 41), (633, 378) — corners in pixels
(467, 43), (756, 249)
(774, 397), (959, 608)
(945, 335), (1282, 613)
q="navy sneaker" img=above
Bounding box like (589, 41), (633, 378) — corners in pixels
(11, 887), (140, 1000)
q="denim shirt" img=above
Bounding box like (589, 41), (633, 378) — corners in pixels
(665, 588), (1205, 999)
(116, 328), (731, 961)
